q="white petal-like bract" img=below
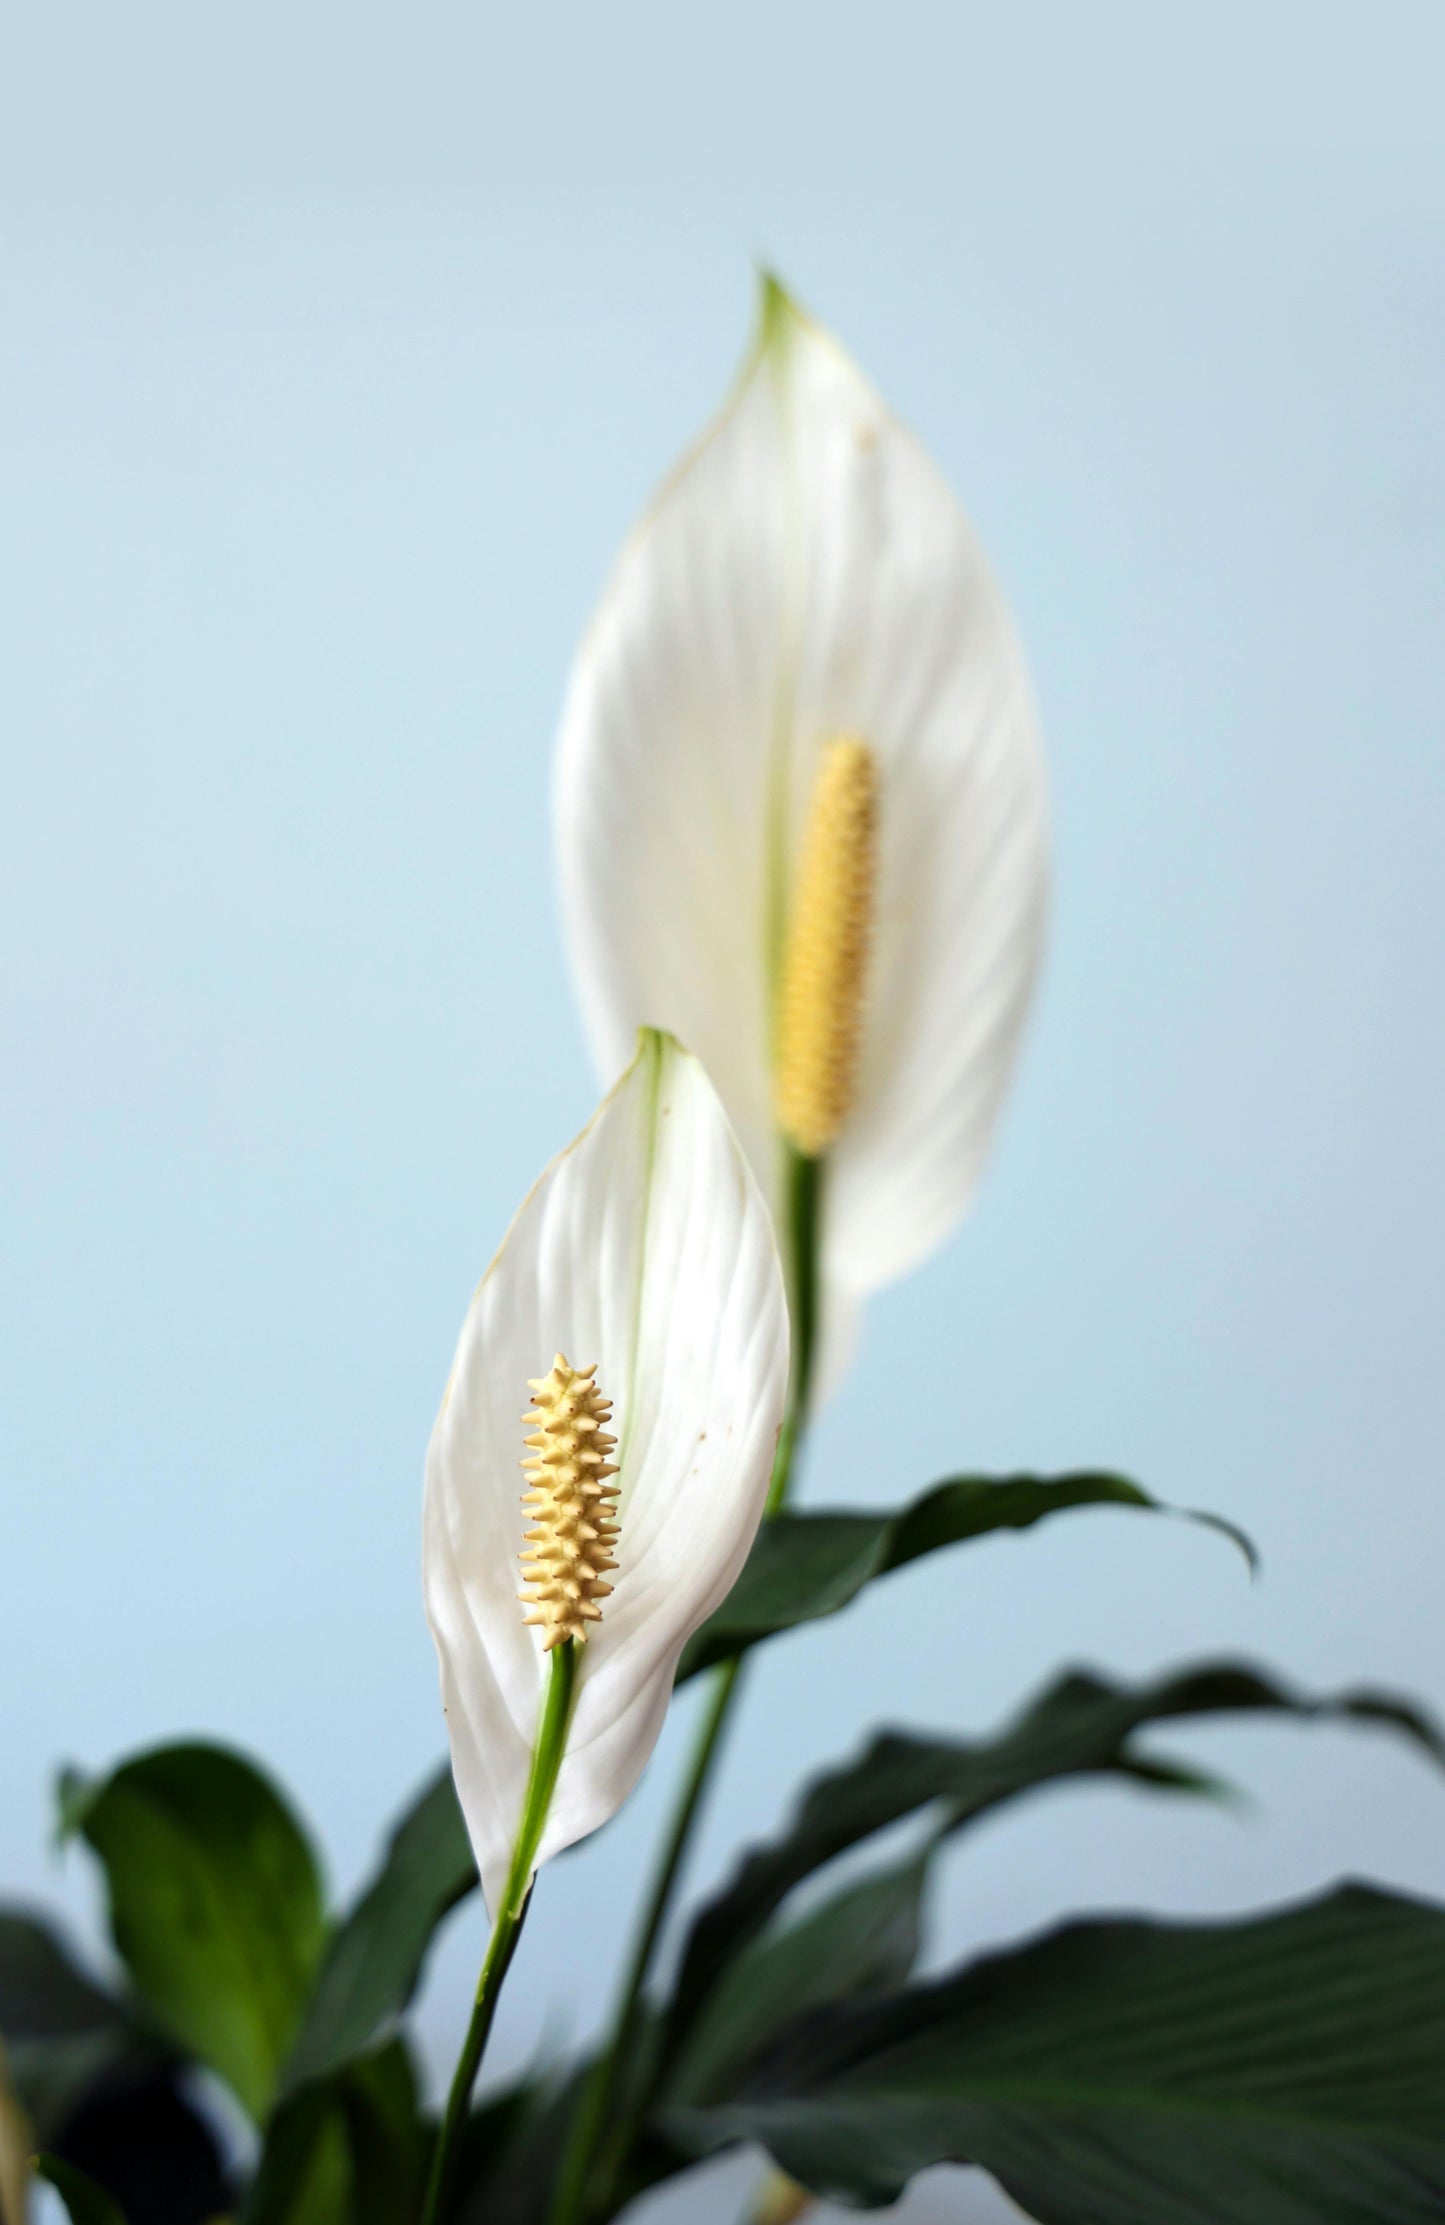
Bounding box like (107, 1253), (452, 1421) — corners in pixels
(556, 280), (1048, 1338)
(424, 1030), (788, 1914)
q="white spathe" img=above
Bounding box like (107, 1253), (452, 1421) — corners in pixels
(555, 278), (1048, 1377)
(424, 1030), (788, 1915)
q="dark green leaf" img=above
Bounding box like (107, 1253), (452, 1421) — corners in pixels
(340, 2040), (430, 2225)
(677, 1475), (1255, 1684)
(245, 2043), (430, 2225)
(665, 1661), (1443, 2056)
(243, 2083), (361, 2225)
(60, 1743), (327, 2122)
(0, 1912), (159, 2144)
(281, 1765), (474, 2096)
(34, 2155), (128, 2225)
(451, 2056), (685, 2225)
(451, 2073), (547, 2207)
(1111, 1753), (1240, 1804)
(245, 2079), (376, 2224)
(240, 2082), (337, 2225)
(450, 2073), (564, 2225)
(664, 1884), (1445, 2221)
(671, 1854), (930, 2104)
(0, 1914), (119, 2045)
(0, 1914), (221, 2218)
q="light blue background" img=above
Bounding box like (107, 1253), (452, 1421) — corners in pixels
(3, 6), (1443, 2217)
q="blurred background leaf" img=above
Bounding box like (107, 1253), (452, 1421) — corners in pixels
(244, 2040), (429, 2225)
(0, 1908), (229, 2225)
(0, 1913), (155, 2147)
(58, 1744), (326, 2122)
(281, 1766), (473, 2097)
(339, 2040), (430, 2225)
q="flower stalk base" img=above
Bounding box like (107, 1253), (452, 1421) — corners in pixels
(422, 1639), (579, 2225)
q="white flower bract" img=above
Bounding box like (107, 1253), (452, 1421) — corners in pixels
(555, 279), (1049, 1391)
(423, 1030), (788, 1914)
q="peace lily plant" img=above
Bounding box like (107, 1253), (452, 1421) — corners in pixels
(4, 279), (1444, 2225)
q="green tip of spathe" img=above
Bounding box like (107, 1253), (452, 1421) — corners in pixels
(53, 1764), (93, 1845)
(755, 266), (806, 356)
(633, 1022), (681, 1067)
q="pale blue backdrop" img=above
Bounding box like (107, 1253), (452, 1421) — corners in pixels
(3, 4), (1443, 2217)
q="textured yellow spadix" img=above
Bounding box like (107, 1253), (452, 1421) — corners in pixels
(518, 1355), (620, 1650)
(774, 736), (878, 1156)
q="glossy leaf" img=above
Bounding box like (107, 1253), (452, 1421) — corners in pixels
(0, 1913), (156, 2145)
(665, 1662), (1444, 2054)
(671, 1853), (930, 2105)
(32, 2157), (126, 2225)
(664, 1884), (1445, 2220)
(281, 1765), (474, 2095)
(59, 1744), (327, 2122)
(678, 1474), (1254, 1684)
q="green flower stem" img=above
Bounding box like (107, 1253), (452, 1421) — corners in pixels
(768, 1146), (821, 1513)
(549, 1148), (823, 2225)
(546, 1652), (744, 2225)
(422, 1640), (579, 2225)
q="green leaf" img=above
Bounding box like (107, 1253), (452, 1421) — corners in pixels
(244, 2043), (431, 2225)
(451, 2057), (684, 2225)
(0, 1915), (120, 2047)
(664, 1661), (1443, 2056)
(663, 1884), (1445, 2221)
(59, 1743), (327, 2122)
(0, 1913), (158, 2144)
(670, 1853), (930, 2105)
(241, 2082), (337, 2225)
(339, 2041), (430, 2225)
(251, 2110), (354, 2225)
(281, 1764), (474, 2096)
(33, 2155), (128, 2225)
(451, 2073), (565, 2225)
(677, 1475), (1255, 1684)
